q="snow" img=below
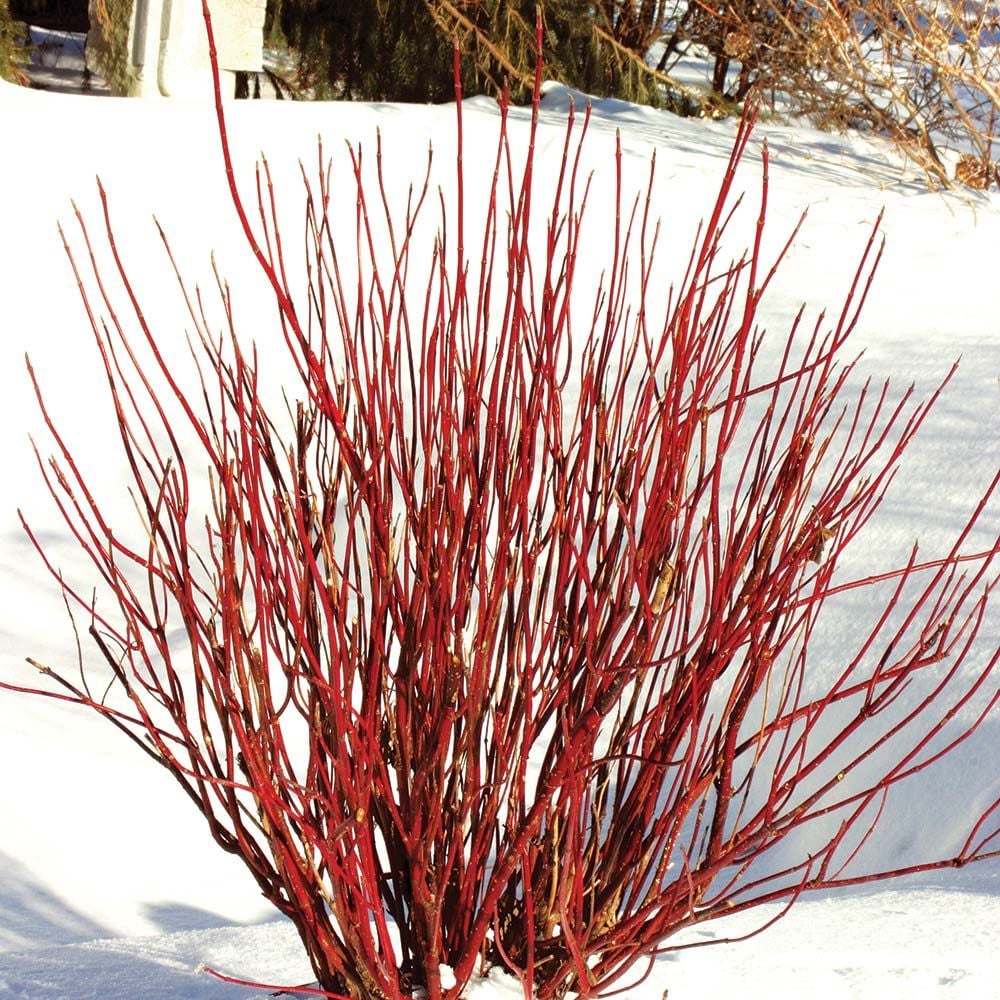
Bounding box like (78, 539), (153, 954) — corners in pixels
(1, 43), (999, 1000)
(23, 27), (109, 96)
(1, 885), (999, 998)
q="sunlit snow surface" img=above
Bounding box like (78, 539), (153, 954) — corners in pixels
(1, 68), (998, 999)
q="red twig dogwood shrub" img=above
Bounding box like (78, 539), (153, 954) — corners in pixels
(7, 10), (999, 1000)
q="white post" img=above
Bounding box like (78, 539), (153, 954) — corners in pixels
(127, 0), (264, 98)
(127, 0), (166, 96)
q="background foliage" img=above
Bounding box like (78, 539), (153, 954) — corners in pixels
(85, 0), (135, 96)
(6, 0), (995, 188)
(0, 0), (29, 83)
(269, 0), (693, 108)
(266, 0), (999, 188)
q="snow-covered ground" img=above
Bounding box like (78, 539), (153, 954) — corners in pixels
(22, 27), (109, 96)
(1, 880), (999, 1000)
(1, 53), (998, 1000)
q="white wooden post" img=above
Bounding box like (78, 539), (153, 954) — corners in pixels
(127, 0), (265, 98)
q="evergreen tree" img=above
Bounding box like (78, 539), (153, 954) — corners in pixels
(272, 0), (698, 109)
(8, 0), (88, 31)
(0, 0), (29, 85)
(85, 0), (135, 95)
